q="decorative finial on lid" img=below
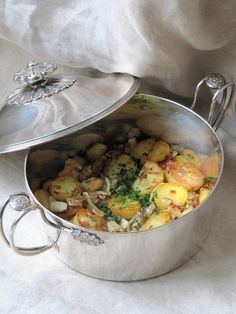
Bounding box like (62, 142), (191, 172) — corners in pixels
(6, 61), (76, 107)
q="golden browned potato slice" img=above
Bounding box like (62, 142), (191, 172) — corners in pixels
(71, 208), (108, 231)
(107, 196), (141, 220)
(86, 143), (107, 160)
(182, 149), (201, 167)
(130, 138), (155, 162)
(165, 162), (204, 191)
(34, 189), (50, 209)
(49, 176), (81, 201)
(104, 154), (136, 180)
(140, 212), (171, 231)
(58, 159), (81, 178)
(81, 177), (103, 192)
(132, 161), (164, 195)
(153, 183), (188, 210)
(57, 206), (83, 220)
(147, 140), (170, 162)
(199, 187), (211, 203)
(173, 155), (189, 163)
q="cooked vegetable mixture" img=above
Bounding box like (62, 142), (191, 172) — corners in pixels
(32, 124), (220, 232)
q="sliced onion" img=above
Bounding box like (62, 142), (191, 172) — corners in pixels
(107, 221), (123, 232)
(144, 202), (156, 217)
(83, 192), (104, 217)
(103, 177), (111, 194)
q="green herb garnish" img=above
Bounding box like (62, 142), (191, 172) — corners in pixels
(114, 167), (139, 196)
(99, 203), (120, 223)
(204, 176), (217, 183)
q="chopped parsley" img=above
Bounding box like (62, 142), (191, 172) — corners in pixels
(99, 203), (120, 223)
(150, 191), (158, 202)
(204, 176), (217, 183)
(111, 165), (155, 209)
(137, 193), (151, 208)
(112, 166), (139, 196)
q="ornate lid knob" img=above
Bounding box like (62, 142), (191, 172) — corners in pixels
(14, 61), (57, 86)
(5, 61), (76, 107)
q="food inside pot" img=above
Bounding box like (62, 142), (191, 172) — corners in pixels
(31, 122), (220, 232)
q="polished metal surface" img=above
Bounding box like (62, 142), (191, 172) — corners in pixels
(9, 194), (31, 211)
(43, 199), (214, 281)
(64, 227), (104, 246)
(0, 86), (228, 280)
(191, 73), (235, 131)
(0, 192), (59, 255)
(6, 61), (77, 107)
(0, 66), (140, 154)
(14, 61), (57, 85)
(0, 192), (104, 253)
(24, 93), (225, 280)
(7, 74), (77, 108)
(206, 74), (226, 89)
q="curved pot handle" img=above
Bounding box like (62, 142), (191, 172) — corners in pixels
(1, 192), (104, 256)
(0, 192), (59, 256)
(191, 73), (235, 131)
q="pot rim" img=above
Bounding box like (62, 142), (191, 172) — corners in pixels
(24, 93), (224, 236)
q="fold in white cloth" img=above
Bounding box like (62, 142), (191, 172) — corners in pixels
(0, 0), (236, 99)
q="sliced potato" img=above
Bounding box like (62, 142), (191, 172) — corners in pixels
(140, 212), (171, 231)
(81, 177), (103, 192)
(173, 155), (189, 163)
(199, 187), (211, 203)
(73, 156), (87, 167)
(165, 162), (204, 191)
(153, 183), (188, 210)
(133, 161), (164, 195)
(86, 143), (107, 160)
(107, 196), (141, 220)
(58, 159), (81, 178)
(147, 140), (170, 162)
(104, 154), (136, 180)
(130, 138), (155, 162)
(71, 208), (107, 231)
(182, 149), (201, 167)
(34, 189), (50, 209)
(50, 176), (81, 201)
(56, 206), (80, 220)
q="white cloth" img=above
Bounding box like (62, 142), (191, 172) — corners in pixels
(1, 1), (236, 313)
(0, 0), (236, 99)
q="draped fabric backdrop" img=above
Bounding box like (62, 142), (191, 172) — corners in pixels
(0, 0), (236, 107)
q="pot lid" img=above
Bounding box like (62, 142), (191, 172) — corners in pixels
(0, 61), (140, 154)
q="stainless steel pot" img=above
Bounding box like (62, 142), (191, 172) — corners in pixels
(0, 71), (235, 281)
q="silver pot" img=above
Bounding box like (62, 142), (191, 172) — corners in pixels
(0, 66), (235, 281)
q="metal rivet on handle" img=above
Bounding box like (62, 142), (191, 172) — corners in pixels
(9, 195), (30, 211)
(206, 74), (226, 89)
